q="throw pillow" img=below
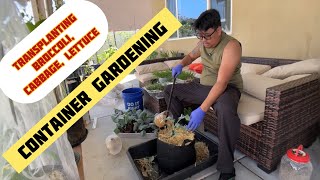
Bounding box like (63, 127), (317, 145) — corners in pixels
(189, 63), (203, 74)
(262, 59), (320, 79)
(241, 63), (272, 75)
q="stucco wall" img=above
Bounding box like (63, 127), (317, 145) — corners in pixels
(161, 0), (320, 59)
(87, 0), (164, 31)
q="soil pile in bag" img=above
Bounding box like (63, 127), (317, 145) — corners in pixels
(157, 123), (196, 174)
(195, 141), (209, 163)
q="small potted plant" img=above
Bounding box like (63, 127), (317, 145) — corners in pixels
(144, 83), (165, 97)
(153, 70), (172, 84)
(112, 109), (157, 138)
(177, 71), (195, 83)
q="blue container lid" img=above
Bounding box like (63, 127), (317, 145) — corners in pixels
(122, 88), (143, 94)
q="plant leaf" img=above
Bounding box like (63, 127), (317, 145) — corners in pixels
(139, 124), (148, 130)
(136, 109), (142, 115)
(149, 156), (155, 162)
(133, 122), (138, 132)
(114, 109), (123, 115)
(118, 118), (125, 127)
(185, 115), (190, 121)
(114, 128), (120, 134)
(140, 130), (146, 137)
(111, 116), (118, 123)
(136, 118), (143, 124)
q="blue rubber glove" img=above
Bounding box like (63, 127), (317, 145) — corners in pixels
(187, 107), (206, 131)
(172, 64), (183, 78)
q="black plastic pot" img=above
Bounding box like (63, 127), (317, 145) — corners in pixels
(157, 139), (196, 174)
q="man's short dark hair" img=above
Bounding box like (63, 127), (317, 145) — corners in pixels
(194, 9), (221, 31)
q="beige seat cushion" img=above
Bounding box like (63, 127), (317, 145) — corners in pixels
(135, 62), (169, 75)
(209, 93), (265, 126)
(242, 73), (284, 101)
(262, 59), (320, 79)
(241, 63), (272, 75)
(163, 60), (182, 69)
(237, 93), (265, 125)
(134, 72), (156, 83)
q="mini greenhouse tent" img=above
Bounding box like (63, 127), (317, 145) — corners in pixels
(0, 0), (79, 179)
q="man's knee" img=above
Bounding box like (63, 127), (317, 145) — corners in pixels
(214, 95), (237, 115)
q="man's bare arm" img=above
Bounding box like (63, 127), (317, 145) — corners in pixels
(200, 40), (242, 112)
(180, 41), (202, 67)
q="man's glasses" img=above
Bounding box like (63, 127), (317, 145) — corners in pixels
(196, 28), (217, 40)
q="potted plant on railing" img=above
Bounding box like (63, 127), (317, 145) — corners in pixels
(112, 109), (157, 138)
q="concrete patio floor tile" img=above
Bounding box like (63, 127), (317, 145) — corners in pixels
(304, 139), (320, 180)
(82, 115), (151, 180)
(203, 162), (262, 180)
(238, 157), (279, 180)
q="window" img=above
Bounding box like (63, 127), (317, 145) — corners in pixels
(166, 0), (231, 39)
(211, 0), (231, 32)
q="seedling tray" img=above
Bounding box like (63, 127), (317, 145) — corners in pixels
(127, 131), (218, 180)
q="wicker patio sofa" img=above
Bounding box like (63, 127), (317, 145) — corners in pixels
(203, 57), (320, 173)
(137, 56), (320, 173)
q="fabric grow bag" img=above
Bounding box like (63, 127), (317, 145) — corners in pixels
(157, 139), (196, 174)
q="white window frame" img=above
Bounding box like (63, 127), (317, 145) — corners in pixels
(165, 0), (232, 40)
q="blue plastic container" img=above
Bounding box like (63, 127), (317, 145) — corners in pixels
(122, 88), (144, 110)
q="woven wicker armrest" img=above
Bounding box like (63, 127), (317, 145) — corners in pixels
(262, 73), (320, 146)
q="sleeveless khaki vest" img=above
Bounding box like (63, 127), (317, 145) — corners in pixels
(200, 32), (243, 92)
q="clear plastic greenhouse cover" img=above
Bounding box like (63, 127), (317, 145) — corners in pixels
(0, 0), (79, 179)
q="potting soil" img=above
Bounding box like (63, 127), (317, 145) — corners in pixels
(135, 157), (159, 180)
(158, 126), (194, 146)
(195, 142), (209, 163)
